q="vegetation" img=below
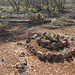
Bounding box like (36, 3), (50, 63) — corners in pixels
(1, 16), (7, 19)
(60, 17), (69, 22)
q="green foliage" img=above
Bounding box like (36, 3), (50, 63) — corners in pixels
(37, 12), (43, 16)
(53, 10), (58, 14)
(47, 33), (51, 38)
(21, 8), (26, 13)
(60, 17), (69, 22)
(28, 8), (35, 12)
(1, 16), (7, 19)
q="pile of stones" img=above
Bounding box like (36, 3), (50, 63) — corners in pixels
(26, 32), (75, 61)
(10, 51), (27, 75)
(28, 14), (51, 24)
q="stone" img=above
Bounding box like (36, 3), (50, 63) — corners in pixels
(52, 53), (58, 60)
(50, 33), (55, 38)
(17, 42), (22, 45)
(64, 33), (67, 35)
(62, 41), (67, 47)
(2, 57), (6, 62)
(26, 43), (30, 48)
(31, 34), (38, 39)
(19, 51), (25, 57)
(52, 42), (58, 50)
(36, 37), (42, 45)
(31, 48), (36, 54)
(43, 32), (47, 36)
(10, 71), (20, 75)
(15, 61), (27, 69)
(58, 42), (63, 48)
(62, 50), (71, 58)
(28, 46), (33, 51)
(26, 39), (29, 44)
(57, 53), (63, 59)
(45, 52), (52, 59)
(70, 37), (74, 41)
(69, 49), (75, 55)
(36, 51), (43, 58)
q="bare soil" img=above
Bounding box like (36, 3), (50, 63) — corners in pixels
(0, 9), (75, 75)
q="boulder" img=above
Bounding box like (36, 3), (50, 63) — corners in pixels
(45, 52), (52, 59)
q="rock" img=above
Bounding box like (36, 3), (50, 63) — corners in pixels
(31, 34), (38, 39)
(15, 61), (27, 69)
(31, 48), (36, 54)
(17, 42), (22, 45)
(43, 32), (47, 36)
(26, 39), (29, 44)
(62, 50), (71, 58)
(36, 51), (43, 58)
(70, 37), (74, 41)
(2, 57), (6, 62)
(52, 53), (58, 60)
(28, 46), (33, 51)
(10, 71), (20, 75)
(19, 51), (25, 57)
(52, 42), (58, 50)
(58, 42), (63, 48)
(51, 33), (55, 38)
(40, 40), (50, 47)
(26, 43), (30, 48)
(69, 49), (75, 55)
(36, 37), (42, 45)
(64, 33), (67, 35)
(45, 52), (52, 59)
(62, 41), (67, 47)
(41, 53), (46, 59)
(57, 53), (63, 59)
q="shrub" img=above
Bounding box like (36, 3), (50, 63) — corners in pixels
(60, 17), (69, 22)
(53, 10), (58, 14)
(21, 8), (26, 13)
(1, 16), (7, 19)
(28, 8), (35, 12)
(37, 12), (43, 16)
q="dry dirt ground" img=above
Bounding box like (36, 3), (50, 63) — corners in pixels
(0, 18), (75, 75)
(0, 20), (75, 75)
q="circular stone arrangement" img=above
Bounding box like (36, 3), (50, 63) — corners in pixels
(26, 32), (75, 61)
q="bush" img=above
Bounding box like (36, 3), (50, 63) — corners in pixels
(37, 12), (43, 16)
(28, 8), (35, 12)
(53, 10), (58, 14)
(1, 16), (7, 19)
(60, 17), (69, 22)
(21, 8), (26, 13)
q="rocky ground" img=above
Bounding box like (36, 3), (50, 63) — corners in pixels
(0, 9), (75, 75)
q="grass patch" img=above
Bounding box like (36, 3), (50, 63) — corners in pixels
(36, 12), (43, 16)
(60, 17), (69, 22)
(28, 8), (35, 12)
(1, 16), (7, 19)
